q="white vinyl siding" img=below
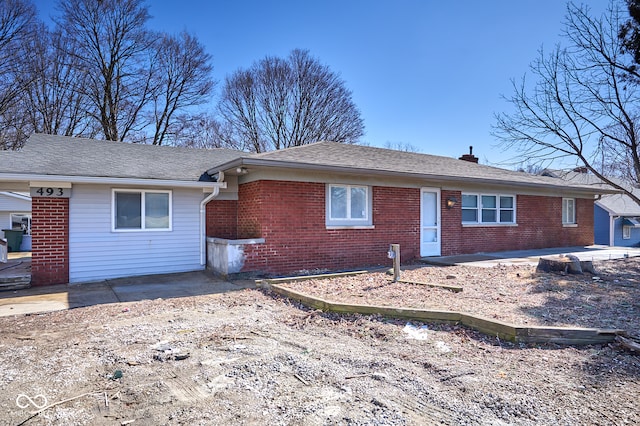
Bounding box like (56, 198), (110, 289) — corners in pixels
(562, 198), (576, 225)
(69, 184), (203, 283)
(0, 194), (31, 212)
(462, 193), (516, 224)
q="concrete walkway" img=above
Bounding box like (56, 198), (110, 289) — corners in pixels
(0, 270), (255, 317)
(2, 245), (639, 318)
(423, 245), (640, 268)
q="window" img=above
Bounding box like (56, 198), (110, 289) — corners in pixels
(623, 225), (631, 240)
(326, 184), (372, 226)
(461, 193), (515, 224)
(10, 213), (31, 235)
(562, 198), (576, 225)
(113, 189), (171, 231)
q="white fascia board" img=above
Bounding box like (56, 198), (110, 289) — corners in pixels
(0, 173), (227, 190)
(0, 191), (31, 201)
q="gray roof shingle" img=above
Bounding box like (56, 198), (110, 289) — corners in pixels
(543, 170), (640, 215)
(0, 134), (242, 181)
(221, 141), (610, 192)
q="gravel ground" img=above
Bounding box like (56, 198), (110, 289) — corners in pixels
(0, 259), (638, 425)
(283, 258), (640, 338)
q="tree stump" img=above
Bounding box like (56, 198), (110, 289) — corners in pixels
(536, 254), (595, 274)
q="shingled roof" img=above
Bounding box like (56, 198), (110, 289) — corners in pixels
(0, 136), (617, 195)
(0, 134), (241, 181)
(210, 141), (613, 193)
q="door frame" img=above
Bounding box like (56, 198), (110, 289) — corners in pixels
(420, 187), (441, 257)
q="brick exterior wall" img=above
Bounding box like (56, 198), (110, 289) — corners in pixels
(235, 180), (420, 275)
(440, 190), (594, 255)
(206, 200), (238, 239)
(31, 197), (69, 286)
(204, 181), (594, 276)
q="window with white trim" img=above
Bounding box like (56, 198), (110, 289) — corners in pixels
(112, 189), (172, 231)
(562, 198), (576, 225)
(326, 184), (372, 226)
(10, 213), (31, 235)
(623, 225), (631, 240)
(461, 193), (515, 224)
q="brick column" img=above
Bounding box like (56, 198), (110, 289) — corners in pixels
(31, 197), (69, 286)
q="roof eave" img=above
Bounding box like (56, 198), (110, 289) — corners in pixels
(0, 173), (226, 189)
(211, 158), (616, 195)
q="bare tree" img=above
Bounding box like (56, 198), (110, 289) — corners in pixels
(17, 26), (97, 138)
(0, 0), (37, 149)
(170, 113), (239, 149)
(148, 32), (214, 145)
(494, 1), (640, 204)
(57, 0), (156, 142)
(218, 49), (364, 152)
(383, 141), (422, 152)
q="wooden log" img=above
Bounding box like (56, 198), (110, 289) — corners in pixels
(616, 335), (640, 353)
(398, 279), (463, 293)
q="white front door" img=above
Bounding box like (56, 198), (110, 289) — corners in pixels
(420, 188), (441, 257)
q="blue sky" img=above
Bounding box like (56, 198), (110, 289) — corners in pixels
(36, 0), (610, 166)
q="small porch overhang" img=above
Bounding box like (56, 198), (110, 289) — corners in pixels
(622, 217), (640, 227)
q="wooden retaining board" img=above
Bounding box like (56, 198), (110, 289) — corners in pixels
(267, 283), (622, 346)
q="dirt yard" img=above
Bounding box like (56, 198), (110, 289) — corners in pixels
(0, 259), (638, 425)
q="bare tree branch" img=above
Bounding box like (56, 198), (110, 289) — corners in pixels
(493, 1), (640, 205)
(218, 49), (364, 152)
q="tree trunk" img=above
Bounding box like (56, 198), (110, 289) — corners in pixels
(536, 254), (595, 274)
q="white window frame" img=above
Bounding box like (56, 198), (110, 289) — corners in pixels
(326, 184), (372, 227)
(461, 193), (516, 225)
(111, 189), (172, 232)
(9, 212), (31, 235)
(623, 225), (631, 240)
(562, 198), (576, 225)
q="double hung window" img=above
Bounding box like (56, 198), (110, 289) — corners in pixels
(562, 198), (576, 225)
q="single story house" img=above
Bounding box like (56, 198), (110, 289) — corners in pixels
(0, 191), (31, 251)
(543, 170), (640, 247)
(0, 134), (612, 286)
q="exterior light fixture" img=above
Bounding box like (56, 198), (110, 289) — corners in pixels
(236, 167), (248, 175)
(446, 197), (458, 209)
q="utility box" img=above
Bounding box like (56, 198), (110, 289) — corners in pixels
(2, 229), (23, 252)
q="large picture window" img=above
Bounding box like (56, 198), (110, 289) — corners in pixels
(113, 189), (171, 231)
(326, 184), (372, 226)
(462, 193), (515, 224)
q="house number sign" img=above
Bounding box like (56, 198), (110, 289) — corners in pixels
(30, 187), (71, 198)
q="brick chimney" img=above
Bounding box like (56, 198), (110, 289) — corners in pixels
(459, 146), (479, 163)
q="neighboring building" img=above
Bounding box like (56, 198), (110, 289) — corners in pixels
(0, 191), (31, 251)
(542, 170), (640, 247)
(0, 134), (612, 286)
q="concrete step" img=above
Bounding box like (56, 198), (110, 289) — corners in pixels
(0, 276), (31, 291)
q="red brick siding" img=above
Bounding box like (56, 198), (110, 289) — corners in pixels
(206, 182), (595, 276)
(440, 190), (593, 255)
(205, 200), (238, 239)
(31, 197), (69, 286)
(237, 180), (420, 275)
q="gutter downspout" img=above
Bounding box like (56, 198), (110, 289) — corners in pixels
(200, 172), (225, 266)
